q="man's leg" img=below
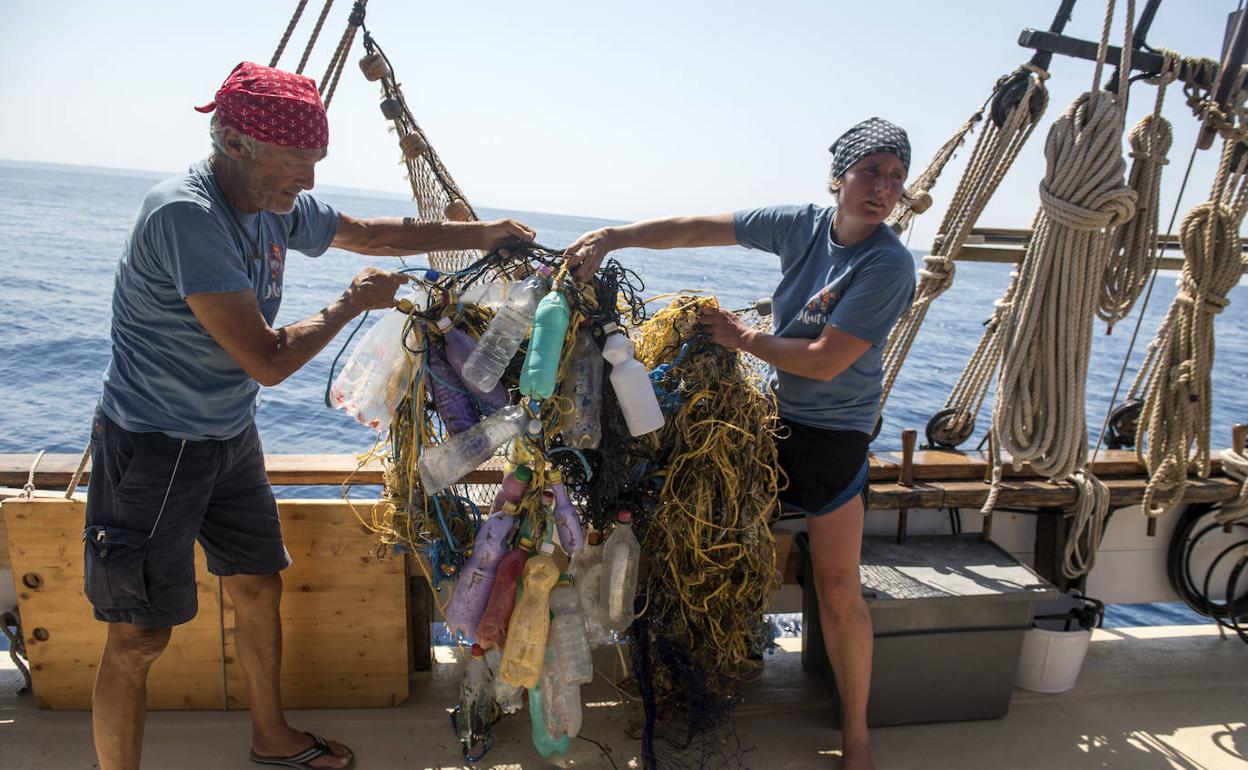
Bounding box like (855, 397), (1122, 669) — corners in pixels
(223, 573), (352, 769)
(92, 623), (172, 770)
(807, 495), (875, 770)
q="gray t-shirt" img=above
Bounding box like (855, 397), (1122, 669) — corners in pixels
(99, 159), (339, 441)
(734, 204), (916, 434)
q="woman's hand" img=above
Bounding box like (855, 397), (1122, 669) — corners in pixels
(698, 305), (755, 351)
(478, 219), (536, 251)
(563, 227), (615, 282)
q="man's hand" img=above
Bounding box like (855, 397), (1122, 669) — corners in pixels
(478, 219), (536, 251)
(698, 305), (755, 351)
(344, 268), (410, 312)
(564, 227), (614, 282)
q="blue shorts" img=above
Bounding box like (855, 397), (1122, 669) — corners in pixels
(776, 417), (871, 517)
(83, 408), (291, 627)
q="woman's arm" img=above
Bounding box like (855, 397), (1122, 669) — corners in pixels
(699, 305), (871, 382)
(565, 214), (736, 281)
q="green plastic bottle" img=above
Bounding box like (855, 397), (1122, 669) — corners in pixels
(519, 288), (571, 400)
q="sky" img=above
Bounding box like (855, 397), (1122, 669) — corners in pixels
(0, 1), (1241, 247)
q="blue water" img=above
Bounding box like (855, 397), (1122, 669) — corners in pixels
(1, 158), (1245, 462)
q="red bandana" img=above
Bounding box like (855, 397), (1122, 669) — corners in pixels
(195, 62), (329, 150)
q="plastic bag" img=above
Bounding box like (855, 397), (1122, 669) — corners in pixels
(330, 309), (419, 431)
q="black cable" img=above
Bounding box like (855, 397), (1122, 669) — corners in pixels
(1166, 502), (1248, 643)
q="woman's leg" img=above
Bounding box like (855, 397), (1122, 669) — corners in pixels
(807, 494), (874, 769)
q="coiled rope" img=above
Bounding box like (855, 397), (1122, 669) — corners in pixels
(878, 64), (1050, 424)
(985, 0), (1139, 580)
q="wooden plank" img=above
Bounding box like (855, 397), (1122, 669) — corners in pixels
(953, 243), (1201, 273)
(221, 501), (408, 710)
(2, 499), (224, 710)
(867, 476), (1241, 511)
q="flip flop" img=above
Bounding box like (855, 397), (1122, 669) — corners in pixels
(250, 732), (355, 770)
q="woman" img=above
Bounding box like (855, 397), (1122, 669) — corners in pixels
(564, 117), (917, 770)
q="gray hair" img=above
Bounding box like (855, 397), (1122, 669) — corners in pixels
(209, 114), (261, 160)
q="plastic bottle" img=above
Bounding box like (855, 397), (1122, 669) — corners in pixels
(419, 405), (538, 493)
(485, 648), (524, 714)
(519, 288), (571, 400)
(444, 502), (519, 639)
(561, 327), (603, 449)
(546, 470), (586, 555)
(548, 573), (593, 685)
(475, 536), (532, 651)
(602, 323), (665, 436)
(454, 644), (493, 746)
(329, 308), (416, 431)
(490, 463), (532, 512)
(569, 531), (610, 648)
(427, 334), (479, 435)
(600, 510), (641, 633)
(461, 273), (546, 393)
(459, 279), (512, 310)
(528, 681), (570, 758)
(499, 540), (559, 688)
(442, 320), (510, 411)
(542, 640), (584, 740)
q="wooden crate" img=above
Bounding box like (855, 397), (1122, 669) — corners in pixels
(2, 498), (408, 710)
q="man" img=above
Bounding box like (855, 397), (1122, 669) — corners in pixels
(83, 62), (534, 770)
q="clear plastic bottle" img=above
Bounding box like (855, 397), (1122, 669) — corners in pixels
(540, 637), (583, 739)
(569, 530), (610, 648)
(427, 335), (479, 435)
(459, 279), (513, 310)
(475, 537), (531, 651)
(329, 308), (417, 431)
(454, 644), (493, 746)
(442, 321), (510, 411)
(419, 405), (538, 493)
(490, 463), (532, 512)
(602, 323), (665, 436)
(499, 540), (559, 688)
(600, 510), (641, 633)
(528, 680), (570, 758)
(561, 327), (603, 449)
(485, 647), (524, 714)
(444, 502), (518, 640)
(461, 273), (546, 393)
(520, 288), (571, 400)
(546, 470), (586, 554)
(548, 573), (593, 685)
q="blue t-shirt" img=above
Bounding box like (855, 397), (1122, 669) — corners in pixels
(734, 204), (916, 434)
(99, 159), (339, 441)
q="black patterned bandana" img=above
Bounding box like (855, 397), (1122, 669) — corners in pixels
(828, 117), (911, 181)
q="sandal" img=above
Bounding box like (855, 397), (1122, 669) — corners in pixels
(250, 732), (355, 770)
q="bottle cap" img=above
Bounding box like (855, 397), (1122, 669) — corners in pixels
(618, 510), (633, 524)
(502, 502), (518, 515)
(587, 530), (602, 546)
(539, 540), (556, 555)
(540, 490), (555, 507)
(512, 464), (533, 482)
(436, 316), (452, 330)
(518, 536), (535, 551)
(602, 322), (618, 334)
(558, 573), (573, 584)
(470, 643), (485, 657)
(547, 469), (563, 484)
(536, 265), (553, 277)
(424, 268), (440, 282)
(527, 419), (543, 436)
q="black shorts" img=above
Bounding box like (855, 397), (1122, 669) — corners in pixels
(83, 409), (291, 627)
(776, 417), (870, 516)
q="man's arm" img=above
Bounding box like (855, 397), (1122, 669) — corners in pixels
(185, 267), (407, 387)
(331, 213), (535, 256)
(699, 305), (871, 382)
(565, 214), (737, 281)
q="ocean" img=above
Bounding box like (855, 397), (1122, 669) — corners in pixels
(1, 158), (1245, 469)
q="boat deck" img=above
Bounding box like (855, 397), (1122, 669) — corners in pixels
(3, 623), (1245, 769)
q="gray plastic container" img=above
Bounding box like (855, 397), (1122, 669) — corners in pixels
(797, 533), (1056, 727)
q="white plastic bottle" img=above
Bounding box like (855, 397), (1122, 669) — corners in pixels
(419, 405), (539, 493)
(601, 323), (664, 436)
(548, 574), (593, 685)
(329, 309), (416, 431)
(460, 273), (546, 393)
(561, 327), (603, 449)
(541, 637), (584, 739)
(454, 644), (492, 745)
(485, 648), (524, 714)
(600, 510), (641, 633)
